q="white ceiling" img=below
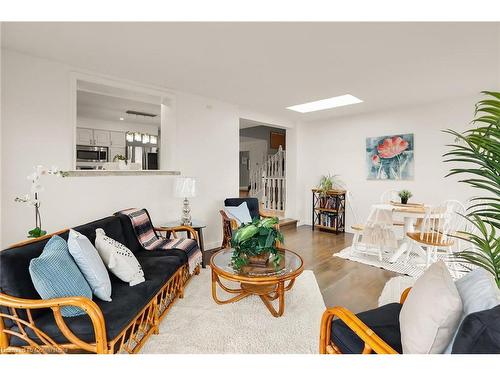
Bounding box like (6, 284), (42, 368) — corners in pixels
(77, 90), (161, 125)
(3, 22), (500, 122)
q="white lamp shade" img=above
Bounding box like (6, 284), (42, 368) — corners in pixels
(175, 177), (196, 198)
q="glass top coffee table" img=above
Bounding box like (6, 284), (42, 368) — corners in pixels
(210, 248), (304, 317)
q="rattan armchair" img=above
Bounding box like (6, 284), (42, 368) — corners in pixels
(220, 198), (278, 248)
(320, 288), (411, 354)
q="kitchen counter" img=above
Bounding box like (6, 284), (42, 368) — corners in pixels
(60, 170), (180, 177)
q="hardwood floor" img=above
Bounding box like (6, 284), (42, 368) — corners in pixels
(205, 224), (398, 314)
(282, 225), (398, 313)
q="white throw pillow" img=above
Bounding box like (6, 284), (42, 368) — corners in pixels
(399, 260), (463, 353)
(67, 229), (112, 301)
(94, 228), (145, 286)
(224, 202), (253, 225)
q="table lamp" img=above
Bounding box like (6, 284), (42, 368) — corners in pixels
(175, 177), (196, 226)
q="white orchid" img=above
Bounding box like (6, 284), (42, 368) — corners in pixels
(15, 165), (60, 238)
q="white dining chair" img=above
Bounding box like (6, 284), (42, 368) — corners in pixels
(379, 189), (405, 230)
(404, 200), (466, 276)
(380, 189), (399, 204)
(351, 203), (399, 262)
(346, 191), (365, 251)
(347, 191), (380, 259)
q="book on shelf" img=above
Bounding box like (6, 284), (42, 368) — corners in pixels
(323, 197), (338, 210)
(319, 213), (337, 227)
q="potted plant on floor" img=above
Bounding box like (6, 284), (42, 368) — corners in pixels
(398, 189), (413, 204)
(444, 91), (500, 287)
(231, 217), (284, 271)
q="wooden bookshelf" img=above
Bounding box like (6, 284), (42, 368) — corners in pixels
(312, 189), (346, 234)
(314, 207), (339, 213)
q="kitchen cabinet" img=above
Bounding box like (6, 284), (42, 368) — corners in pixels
(110, 131), (126, 147)
(76, 128), (94, 146)
(93, 129), (111, 146)
(77, 127), (112, 146)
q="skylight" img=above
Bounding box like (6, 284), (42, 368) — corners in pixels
(286, 94), (363, 113)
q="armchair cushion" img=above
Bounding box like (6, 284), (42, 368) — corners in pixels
(330, 303), (403, 354)
(224, 198), (260, 220)
(452, 304), (500, 354)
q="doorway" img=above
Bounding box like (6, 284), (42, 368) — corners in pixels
(239, 119), (286, 213)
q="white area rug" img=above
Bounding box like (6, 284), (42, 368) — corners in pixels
(141, 269), (325, 354)
(334, 246), (468, 279)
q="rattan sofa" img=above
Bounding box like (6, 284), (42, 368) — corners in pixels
(0, 213), (200, 354)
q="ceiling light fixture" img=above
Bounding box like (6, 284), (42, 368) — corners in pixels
(286, 94), (363, 113)
(119, 117), (124, 121)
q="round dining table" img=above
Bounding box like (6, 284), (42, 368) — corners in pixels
(385, 202), (429, 263)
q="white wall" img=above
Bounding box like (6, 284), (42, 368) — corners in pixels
(240, 138), (267, 180)
(296, 95), (484, 231)
(1, 49), (240, 249)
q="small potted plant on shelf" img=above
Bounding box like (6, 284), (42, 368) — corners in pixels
(113, 154), (128, 170)
(317, 174), (344, 207)
(231, 217), (284, 271)
(398, 189), (413, 204)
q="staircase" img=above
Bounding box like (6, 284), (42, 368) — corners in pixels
(249, 145), (286, 212)
(249, 146), (298, 229)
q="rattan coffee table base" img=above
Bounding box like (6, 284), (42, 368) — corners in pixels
(211, 269), (298, 317)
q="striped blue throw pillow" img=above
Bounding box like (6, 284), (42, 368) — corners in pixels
(29, 235), (93, 317)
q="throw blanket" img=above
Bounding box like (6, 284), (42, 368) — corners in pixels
(119, 208), (202, 274)
(361, 204), (398, 250)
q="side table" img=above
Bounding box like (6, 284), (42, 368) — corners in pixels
(160, 220), (207, 267)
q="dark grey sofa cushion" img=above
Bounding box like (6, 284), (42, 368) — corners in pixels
(8, 255), (181, 348)
(330, 303), (403, 354)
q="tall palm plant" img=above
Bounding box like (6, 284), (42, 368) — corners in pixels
(443, 91), (500, 287)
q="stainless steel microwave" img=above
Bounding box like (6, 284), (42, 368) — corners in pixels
(76, 145), (109, 163)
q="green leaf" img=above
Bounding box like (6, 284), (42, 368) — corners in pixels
(443, 91), (500, 286)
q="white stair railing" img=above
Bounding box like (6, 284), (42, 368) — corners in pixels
(249, 146), (286, 211)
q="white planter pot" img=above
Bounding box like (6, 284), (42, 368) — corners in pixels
(118, 160), (129, 170)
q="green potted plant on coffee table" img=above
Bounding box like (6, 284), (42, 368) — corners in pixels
(231, 217), (284, 271)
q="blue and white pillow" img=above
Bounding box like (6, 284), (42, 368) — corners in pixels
(29, 235), (93, 317)
(68, 229), (112, 301)
(224, 202), (253, 225)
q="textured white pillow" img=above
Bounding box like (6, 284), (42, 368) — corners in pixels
(399, 261), (463, 353)
(67, 229), (112, 301)
(94, 228), (145, 286)
(224, 202), (252, 225)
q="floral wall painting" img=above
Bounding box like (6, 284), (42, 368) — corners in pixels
(366, 134), (414, 180)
